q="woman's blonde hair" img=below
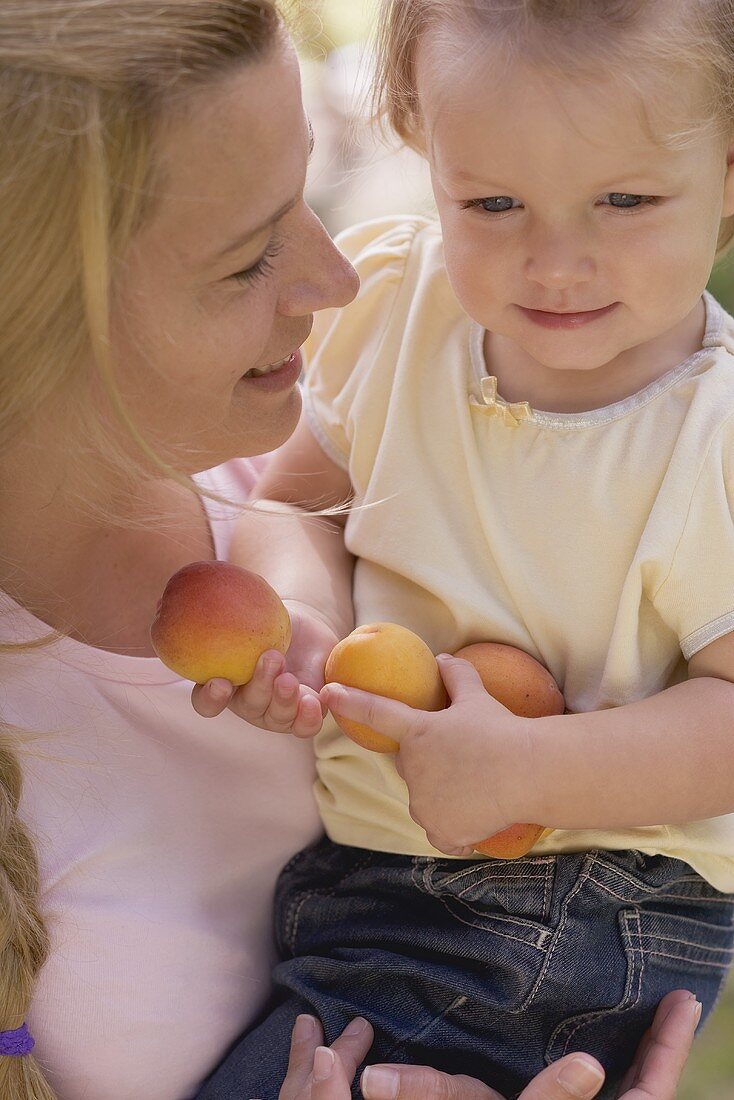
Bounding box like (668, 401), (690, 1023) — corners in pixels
(373, 0), (734, 253)
(0, 3), (281, 1095)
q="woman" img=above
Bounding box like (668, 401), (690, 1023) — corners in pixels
(0, 2), (700, 1097)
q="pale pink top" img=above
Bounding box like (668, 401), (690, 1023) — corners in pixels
(0, 459), (322, 1100)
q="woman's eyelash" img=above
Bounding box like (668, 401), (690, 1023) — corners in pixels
(230, 237), (285, 287)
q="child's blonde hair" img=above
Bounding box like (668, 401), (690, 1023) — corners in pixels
(0, 3), (281, 1095)
(374, 0), (734, 253)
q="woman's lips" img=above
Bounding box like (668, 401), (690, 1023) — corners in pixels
(239, 349), (303, 393)
(518, 303), (619, 329)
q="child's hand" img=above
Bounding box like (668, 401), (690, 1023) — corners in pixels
(321, 654), (538, 854)
(192, 603), (338, 738)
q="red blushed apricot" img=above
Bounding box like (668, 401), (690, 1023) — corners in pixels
(453, 642), (564, 859)
(150, 561), (291, 685)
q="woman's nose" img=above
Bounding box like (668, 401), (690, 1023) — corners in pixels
(278, 207), (360, 317)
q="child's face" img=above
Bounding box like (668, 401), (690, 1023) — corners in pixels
(417, 29), (734, 374)
(110, 35), (358, 474)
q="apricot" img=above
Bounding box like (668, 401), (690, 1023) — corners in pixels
(454, 642), (564, 859)
(453, 642), (564, 719)
(150, 561), (291, 686)
(325, 623), (447, 753)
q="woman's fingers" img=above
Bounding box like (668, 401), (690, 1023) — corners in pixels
(280, 1015), (325, 1100)
(517, 1055), (604, 1099)
(621, 991), (700, 1099)
(280, 1016), (374, 1100)
(310, 1018), (374, 1098)
(361, 1065), (502, 1099)
(360, 1054), (605, 1100)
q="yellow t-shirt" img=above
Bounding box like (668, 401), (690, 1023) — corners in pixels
(304, 216), (734, 892)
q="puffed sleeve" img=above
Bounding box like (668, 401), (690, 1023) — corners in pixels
(652, 416), (734, 659)
(302, 216), (426, 469)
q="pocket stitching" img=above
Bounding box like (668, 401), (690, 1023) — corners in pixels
(588, 861), (733, 904)
(282, 851), (376, 955)
(546, 907), (644, 1060)
(414, 859), (556, 932)
(522, 854), (595, 1012)
(417, 856), (555, 894)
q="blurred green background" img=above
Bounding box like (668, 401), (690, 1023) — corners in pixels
(300, 3), (734, 1095)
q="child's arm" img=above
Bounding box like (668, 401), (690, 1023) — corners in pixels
(233, 412), (355, 639)
(192, 414), (355, 736)
(320, 633), (734, 854)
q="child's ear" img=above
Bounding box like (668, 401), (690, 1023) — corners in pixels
(723, 139), (734, 218)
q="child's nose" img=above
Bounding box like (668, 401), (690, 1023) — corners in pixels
(524, 238), (595, 291)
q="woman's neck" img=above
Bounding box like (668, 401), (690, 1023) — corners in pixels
(0, 439), (215, 655)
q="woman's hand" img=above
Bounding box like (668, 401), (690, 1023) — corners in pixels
(280, 1015), (374, 1099)
(192, 603), (338, 738)
(283, 990), (700, 1099)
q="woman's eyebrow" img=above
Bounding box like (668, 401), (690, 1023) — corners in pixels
(214, 121), (315, 260)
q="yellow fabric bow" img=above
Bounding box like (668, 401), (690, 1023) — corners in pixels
(469, 376), (533, 428)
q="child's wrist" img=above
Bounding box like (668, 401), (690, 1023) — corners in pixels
(282, 598), (345, 638)
(501, 717), (551, 827)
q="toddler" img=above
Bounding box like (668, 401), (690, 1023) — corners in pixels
(197, 2), (734, 1097)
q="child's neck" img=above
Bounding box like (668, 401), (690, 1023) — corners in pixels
(483, 298), (706, 415)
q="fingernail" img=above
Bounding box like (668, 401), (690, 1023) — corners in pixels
(693, 999), (702, 1025)
(557, 1056), (605, 1097)
(294, 1014), (316, 1041)
(208, 679), (232, 702)
(324, 684), (346, 705)
(436, 653), (452, 660)
(361, 1066), (399, 1099)
(313, 1046), (335, 1082)
(344, 1016), (368, 1036)
(263, 656), (281, 675)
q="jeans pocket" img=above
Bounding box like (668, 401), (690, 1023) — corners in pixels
(545, 906), (645, 1063)
(413, 854), (559, 934)
(633, 906), (734, 988)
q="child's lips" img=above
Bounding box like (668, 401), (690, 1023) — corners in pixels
(518, 303), (619, 329)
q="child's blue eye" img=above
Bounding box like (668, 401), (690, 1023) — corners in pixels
(604, 193), (658, 210)
(461, 196), (520, 214)
(230, 237), (285, 287)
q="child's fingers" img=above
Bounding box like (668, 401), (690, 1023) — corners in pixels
(290, 691), (327, 739)
(262, 672), (304, 730)
(436, 654), (503, 704)
(230, 650), (287, 718)
(320, 684), (425, 746)
(191, 678), (235, 718)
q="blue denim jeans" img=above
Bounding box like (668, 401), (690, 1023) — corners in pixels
(196, 839), (734, 1100)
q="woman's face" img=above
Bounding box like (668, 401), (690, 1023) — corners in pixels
(111, 35), (359, 472)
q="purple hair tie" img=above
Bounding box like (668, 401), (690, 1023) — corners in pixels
(0, 1023), (35, 1056)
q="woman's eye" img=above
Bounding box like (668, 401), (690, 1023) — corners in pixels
(604, 193), (658, 210)
(462, 196), (520, 214)
(230, 237), (284, 287)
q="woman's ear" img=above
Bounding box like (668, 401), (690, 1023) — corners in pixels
(723, 139), (734, 217)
